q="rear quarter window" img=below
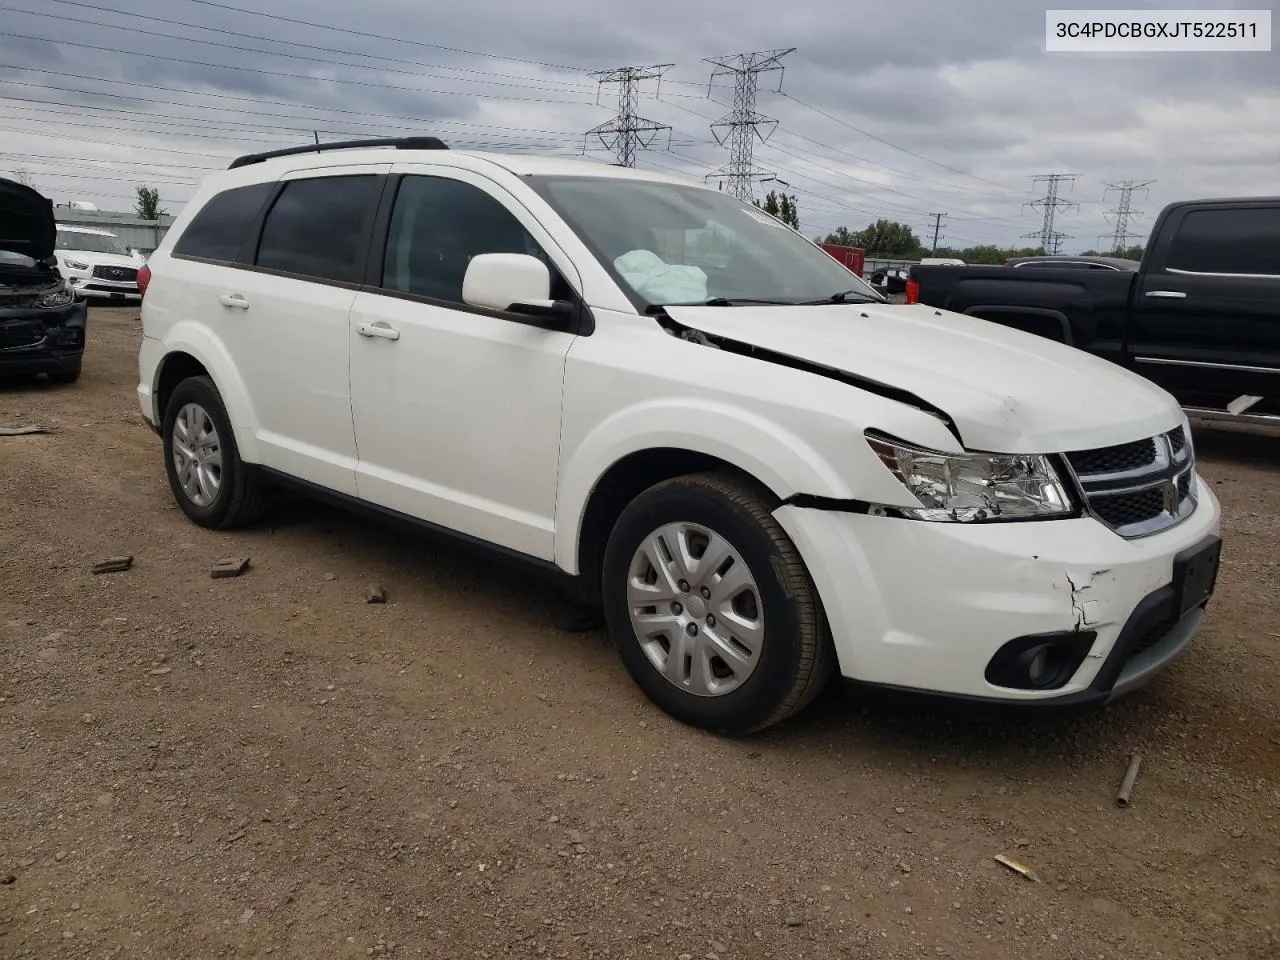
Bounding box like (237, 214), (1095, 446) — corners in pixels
(172, 181), (274, 263)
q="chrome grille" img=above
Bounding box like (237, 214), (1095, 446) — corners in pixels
(1066, 425), (1197, 538)
(91, 265), (138, 282)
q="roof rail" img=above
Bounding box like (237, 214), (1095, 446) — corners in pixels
(227, 136), (448, 170)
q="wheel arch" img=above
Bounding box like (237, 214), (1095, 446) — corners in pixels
(150, 329), (262, 462)
(569, 447), (778, 605)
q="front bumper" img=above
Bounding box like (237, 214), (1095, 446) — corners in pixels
(773, 476), (1222, 704)
(0, 300), (87, 375)
(67, 272), (140, 301)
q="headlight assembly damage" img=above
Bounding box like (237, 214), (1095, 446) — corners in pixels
(866, 431), (1075, 522)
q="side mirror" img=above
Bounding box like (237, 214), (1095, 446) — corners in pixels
(462, 253), (571, 325)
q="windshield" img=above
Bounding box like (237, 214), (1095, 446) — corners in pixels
(56, 230), (129, 256)
(526, 175), (881, 308)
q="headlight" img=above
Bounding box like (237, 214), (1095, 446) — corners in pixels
(866, 431), (1074, 522)
(64, 258), (90, 271)
(35, 286), (75, 309)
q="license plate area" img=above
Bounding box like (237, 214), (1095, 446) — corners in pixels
(1174, 535), (1221, 617)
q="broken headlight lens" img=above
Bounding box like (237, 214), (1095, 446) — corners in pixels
(866, 432), (1074, 522)
(35, 286), (74, 309)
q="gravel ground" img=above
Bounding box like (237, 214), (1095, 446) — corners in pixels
(2, 307), (1277, 960)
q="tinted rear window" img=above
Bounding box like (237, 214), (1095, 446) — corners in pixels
(255, 175), (380, 284)
(1167, 206), (1280, 276)
(172, 182), (273, 262)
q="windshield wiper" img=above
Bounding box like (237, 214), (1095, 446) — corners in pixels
(795, 290), (879, 305)
(701, 297), (795, 306)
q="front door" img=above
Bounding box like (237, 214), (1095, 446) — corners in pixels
(1130, 202), (1280, 415)
(348, 169), (581, 561)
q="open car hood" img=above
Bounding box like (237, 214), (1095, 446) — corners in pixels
(661, 302), (1183, 454)
(0, 176), (56, 262)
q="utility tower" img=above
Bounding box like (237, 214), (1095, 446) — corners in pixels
(703, 48), (795, 201)
(584, 64), (674, 167)
(1022, 174), (1079, 254)
(1100, 179), (1155, 254)
(926, 212), (947, 254)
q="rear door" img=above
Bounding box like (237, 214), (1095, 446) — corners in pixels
(210, 164), (389, 494)
(1130, 202), (1280, 413)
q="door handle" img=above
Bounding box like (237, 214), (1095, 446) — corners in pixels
(218, 293), (250, 309)
(1144, 290), (1187, 299)
(357, 320), (400, 341)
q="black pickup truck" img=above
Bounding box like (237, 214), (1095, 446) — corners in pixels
(910, 197), (1280, 424)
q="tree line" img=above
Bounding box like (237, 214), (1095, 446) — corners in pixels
(819, 218), (1144, 263)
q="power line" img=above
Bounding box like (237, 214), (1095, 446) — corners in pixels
(1022, 174), (1079, 254)
(584, 65), (673, 167)
(3, 4), (598, 97)
(927, 213), (947, 254)
(703, 48), (795, 201)
(0, 31), (599, 106)
(0, 74), (600, 141)
(772, 91), (1019, 192)
(1100, 179), (1155, 253)
(174, 0), (586, 72)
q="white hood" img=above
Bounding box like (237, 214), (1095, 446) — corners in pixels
(663, 302), (1183, 454)
(58, 250), (142, 268)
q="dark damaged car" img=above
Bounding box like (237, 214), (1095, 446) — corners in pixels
(1, 176), (87, 383)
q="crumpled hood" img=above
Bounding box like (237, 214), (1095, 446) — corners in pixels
(0, 176), (56, 261)
(662, 302), (1184, 454)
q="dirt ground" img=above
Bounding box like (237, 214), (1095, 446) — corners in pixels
(2, 307), (1277, 960)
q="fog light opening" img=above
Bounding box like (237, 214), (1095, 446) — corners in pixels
(985, 631), (1096, 692)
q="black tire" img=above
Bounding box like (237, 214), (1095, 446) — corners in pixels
(161, 374), (268, 529)
(47, 365), (81, 384)
(601, 471), (835, 736)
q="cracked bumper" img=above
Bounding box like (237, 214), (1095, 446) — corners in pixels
(773, 476), (1222, 703)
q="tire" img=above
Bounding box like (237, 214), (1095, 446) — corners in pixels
(48, 365), (81, 384)
(601, 471), (835, 736)
(161, 374), (268, 529)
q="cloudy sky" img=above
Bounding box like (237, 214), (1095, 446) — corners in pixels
(1, 0), (1275, 253)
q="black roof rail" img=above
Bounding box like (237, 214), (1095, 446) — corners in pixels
(227, 136), (448, 170)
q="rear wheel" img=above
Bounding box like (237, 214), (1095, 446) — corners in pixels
(161, 375), (268, 529)
(601, 471), (835, 735)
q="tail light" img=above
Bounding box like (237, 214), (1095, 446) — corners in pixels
(137, 263), (151, 299)
(905, 279), (920, 304)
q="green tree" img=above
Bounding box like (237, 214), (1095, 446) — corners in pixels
(819, 226), (860, 247)
(135, 184), (166, 220)
(776, 192), (799, 229)
(822, 220), (920, 256)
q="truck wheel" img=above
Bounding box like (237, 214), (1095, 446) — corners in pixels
(601, 471), (835, 736)
(161, 375), (267, 529)
(48, 365), (81, 384)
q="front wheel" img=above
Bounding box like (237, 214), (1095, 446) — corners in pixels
(601, 471), (835, 736)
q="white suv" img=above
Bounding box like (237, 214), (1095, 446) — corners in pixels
(54, 225), (147, 302)
(136, 137), (1223, 734)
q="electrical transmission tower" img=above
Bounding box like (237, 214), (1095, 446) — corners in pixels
(927, 212), (947, 254)
(703, 48), (795, 201)
(1022, 174), (1079, 254)
(584, 64), (674, 167)
(1100, 179), (1155, 254)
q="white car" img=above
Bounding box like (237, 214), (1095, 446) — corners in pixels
(134, 138), (1223, 735)
(54, 225), (147, 302)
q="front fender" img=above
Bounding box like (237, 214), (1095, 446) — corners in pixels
(153, 322), (263, 464)
(554, 397), (870, 575)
